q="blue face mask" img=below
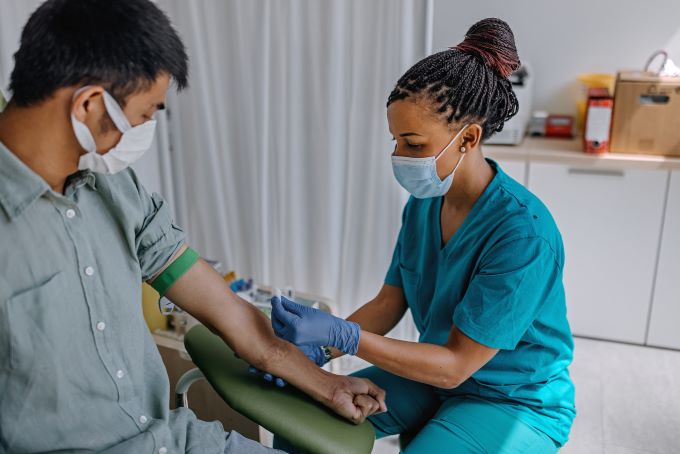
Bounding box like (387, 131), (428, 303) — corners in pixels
(391, 124), (469, 199)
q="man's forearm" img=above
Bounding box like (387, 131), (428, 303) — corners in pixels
(162, 257), (335, 405)
(219, 301), (336, 405)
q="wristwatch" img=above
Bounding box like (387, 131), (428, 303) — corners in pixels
(321, 346), (333, 365)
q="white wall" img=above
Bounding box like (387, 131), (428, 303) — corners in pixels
(432, 0), (680, 115)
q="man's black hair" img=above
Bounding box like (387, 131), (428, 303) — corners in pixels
(9, 0), (188, 106)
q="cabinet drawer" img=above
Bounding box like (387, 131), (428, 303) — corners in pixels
(528, 162), (667, 343)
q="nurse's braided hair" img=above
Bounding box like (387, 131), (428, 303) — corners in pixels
(387, 18), (520, 141)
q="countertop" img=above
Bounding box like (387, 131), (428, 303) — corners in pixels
(483, 137), (680, 172)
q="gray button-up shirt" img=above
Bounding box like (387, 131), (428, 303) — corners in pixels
(0, 142), (226, 453)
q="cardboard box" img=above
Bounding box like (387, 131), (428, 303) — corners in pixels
(610, 71), (680, 156)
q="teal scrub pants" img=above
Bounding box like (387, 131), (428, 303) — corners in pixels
(352, 367), (558, 454)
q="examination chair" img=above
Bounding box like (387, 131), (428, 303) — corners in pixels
(176, 325), (375, 454)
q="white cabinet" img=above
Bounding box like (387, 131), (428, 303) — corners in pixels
(495, 159), (526, 186)
(528, 162), (667, 343)
(647, 171), (680, 349)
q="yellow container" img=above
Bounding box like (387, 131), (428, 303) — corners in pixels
(576, 73), (616, 133)
(142, 283), (168, 332)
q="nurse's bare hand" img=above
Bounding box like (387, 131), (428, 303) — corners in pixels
(326, 375), (387, 424)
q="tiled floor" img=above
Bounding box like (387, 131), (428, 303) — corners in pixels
(372, 337), (680, 454)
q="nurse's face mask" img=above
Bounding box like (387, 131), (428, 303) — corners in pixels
(391, 124), (469, 199)
(71, 86), (157, 175)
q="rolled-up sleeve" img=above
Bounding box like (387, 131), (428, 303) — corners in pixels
(384, 238), (403, 288)
(135, 187), (186, 281)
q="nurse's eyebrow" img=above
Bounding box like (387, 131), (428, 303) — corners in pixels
(399, 132), (422, 137)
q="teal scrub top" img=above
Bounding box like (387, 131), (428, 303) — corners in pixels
(385, 159), (576, 446)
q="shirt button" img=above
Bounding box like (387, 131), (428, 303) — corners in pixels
(96, 321), (106, 331)
(139, 415), (148, 424)
(158, 448), (168, 454)
(85, 266), (95, 276)
(65, 209), (76, 219)
(116, 369), (125, 379)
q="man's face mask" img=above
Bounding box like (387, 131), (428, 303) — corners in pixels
(71, 87), (157, 174)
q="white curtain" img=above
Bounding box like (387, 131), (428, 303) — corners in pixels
(0, 1), (40, 90)
(160, 0), (430, 341)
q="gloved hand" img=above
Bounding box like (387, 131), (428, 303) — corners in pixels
(246, 365), (287, 388)
(233, 351), (286, 387)
(241, 334), (328, 388)
(271, 296), (361, 356)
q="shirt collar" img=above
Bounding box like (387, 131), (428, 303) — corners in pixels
(0, 141), (50, 220)
(0, 141), (96, 220)
(64, 169), (97, 196)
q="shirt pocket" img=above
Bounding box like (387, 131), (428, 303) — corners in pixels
(7, 271), (64, 371)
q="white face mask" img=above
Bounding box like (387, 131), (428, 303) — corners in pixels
(71, 87), (157, 174)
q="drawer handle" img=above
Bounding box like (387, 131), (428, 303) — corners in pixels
(568, 168), (624, 177)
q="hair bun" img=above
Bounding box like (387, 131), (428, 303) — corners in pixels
(454, 18), (520, 79)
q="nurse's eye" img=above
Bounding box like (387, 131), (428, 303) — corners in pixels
(406, 142), (423, 150)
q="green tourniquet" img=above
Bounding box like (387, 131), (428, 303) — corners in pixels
(151, 247), (200, 296)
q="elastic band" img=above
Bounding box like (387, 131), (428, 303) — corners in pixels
(150, 247), (200, 297)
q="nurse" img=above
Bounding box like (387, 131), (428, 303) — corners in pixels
(271, 18), (575, 452)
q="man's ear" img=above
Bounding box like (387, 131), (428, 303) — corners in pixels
(71, 86), (106, 122)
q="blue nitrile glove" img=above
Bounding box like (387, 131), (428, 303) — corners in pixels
(233, 352), (285, 387)
(271, 296), (361, 356)
(239, 340), (327, 388)
(246, 365), (286, 388)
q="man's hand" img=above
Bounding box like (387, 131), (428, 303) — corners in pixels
(325, 375), (387, 424)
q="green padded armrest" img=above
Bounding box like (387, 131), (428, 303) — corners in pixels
(183, 325), (375, 454)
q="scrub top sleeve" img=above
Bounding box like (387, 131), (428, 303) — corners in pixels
(134, 180), (187, 281)
(385, 200), (412, 288)
(453, 236), (561, 350)
(384, 238), (403, 288)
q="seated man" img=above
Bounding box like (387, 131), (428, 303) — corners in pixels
(0, 0), (385, 452)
